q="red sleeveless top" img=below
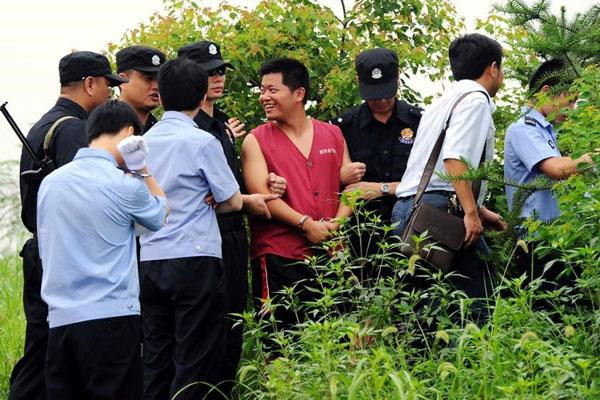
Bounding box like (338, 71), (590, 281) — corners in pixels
(249, 119), (344, 260)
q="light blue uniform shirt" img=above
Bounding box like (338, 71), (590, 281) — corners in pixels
(141, 111), (239, 261)
(504, 107), (561, 222)
(37, 148), (168, 328)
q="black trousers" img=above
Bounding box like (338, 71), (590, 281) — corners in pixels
(139, 256), (225, 400)
(217, 229), (248, 395)
(9, 237), (48, 400)
(45, 316), (142, 400)
(251, 254), (317, 353)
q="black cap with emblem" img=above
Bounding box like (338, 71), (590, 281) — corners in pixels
(355, 48), (399, 100)
(116, 45), (166, 74)
(59, 51), (128, 87)
(177, 41), (234, 72)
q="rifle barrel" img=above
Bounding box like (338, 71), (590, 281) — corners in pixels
(0, 102), (40, 163)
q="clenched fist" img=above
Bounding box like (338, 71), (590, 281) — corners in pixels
(117, 136), (148, 171)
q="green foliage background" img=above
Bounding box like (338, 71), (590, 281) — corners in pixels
(1, 0), (599, 398)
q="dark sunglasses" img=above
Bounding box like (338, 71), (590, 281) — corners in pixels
(207, 66), (226, 77)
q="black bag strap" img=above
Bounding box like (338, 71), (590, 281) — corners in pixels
(413, 90), (490, 206)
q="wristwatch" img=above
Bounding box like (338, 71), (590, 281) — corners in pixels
(380, 183), (390, 195)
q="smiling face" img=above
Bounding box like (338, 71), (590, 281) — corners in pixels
(259, 72), (304, 122)
(118, 70), (159, 112)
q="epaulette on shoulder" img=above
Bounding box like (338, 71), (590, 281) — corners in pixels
(409, 105), (424, 117)
(524, 116), (537, 127)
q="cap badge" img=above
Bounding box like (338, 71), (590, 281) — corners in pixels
(151, 55), (161, 66)
(208, 44), (218, 55)
(399, 128), (415, 144)
(371, 68), (383, 79)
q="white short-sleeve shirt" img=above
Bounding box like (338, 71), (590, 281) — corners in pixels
(395, 79), (496, 204)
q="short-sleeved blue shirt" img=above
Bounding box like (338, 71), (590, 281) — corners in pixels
(504, 107), (562, 222)
(37, 147), (168, 328)
(140, 111), (239, 261)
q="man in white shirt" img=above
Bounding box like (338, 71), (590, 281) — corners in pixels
(392, 33), (506, 322)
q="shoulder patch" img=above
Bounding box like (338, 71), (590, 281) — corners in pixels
(333, 107), (358, 126)
(524, 116), (537, 127)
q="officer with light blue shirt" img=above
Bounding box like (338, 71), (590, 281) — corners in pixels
(138, 57), (242, 400)
(504, 58), (593, 224)
(37, 100), (168, 400)
(505, 107), (562, 222)
(504, 58), (593, 294)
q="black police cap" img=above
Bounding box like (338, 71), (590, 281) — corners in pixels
(59, 51), (127, 87)
(177, 41), (234, 72)
(355, 48), (399, 100)
(116, 45), (166, 74)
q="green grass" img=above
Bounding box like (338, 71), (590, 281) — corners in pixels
(0, 249), (25, 399)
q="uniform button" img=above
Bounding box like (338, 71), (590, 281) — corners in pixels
(195, 245), (202, 252)
(307, 160), (313, 167)
(382, 150), (388, 155)
(313, 191), (319, 196)
(385, 172), (390, 177)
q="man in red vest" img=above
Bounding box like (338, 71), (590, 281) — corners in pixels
(242, 58), (352, 346)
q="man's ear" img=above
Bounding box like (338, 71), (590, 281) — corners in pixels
(489, 61), (500, 78)
(83, 76), (95, 96)
(540, 85), (551, 94)
(295, 87), (306, 104)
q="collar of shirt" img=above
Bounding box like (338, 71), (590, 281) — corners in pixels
(143, 112), (158, 133)
(195, 109), (215, 131)
(161, 110), (199, 128)
(358, 100), (406, 130)
(55, 97), (89, 119)
(521, 106), (552, 128)
(453, 79), (497, 113)
(74, 147), (117, 165)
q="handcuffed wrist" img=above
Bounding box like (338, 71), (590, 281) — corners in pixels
(298, 215), (310, 230)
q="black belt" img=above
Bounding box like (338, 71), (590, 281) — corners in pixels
(398, 190), (454, 200)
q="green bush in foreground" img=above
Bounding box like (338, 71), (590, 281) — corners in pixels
(232, 207), (599, 399)
(0, 251), (26, 399)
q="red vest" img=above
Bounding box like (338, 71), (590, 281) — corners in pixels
(249, 119), (344, 260)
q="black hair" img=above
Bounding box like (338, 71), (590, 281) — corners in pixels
(258, 58), (310, 104)
(86, 100), (142, 143)
(528, 58), (573, 94)
(158, 58), (208, 111)
(449, 33), (503, 81)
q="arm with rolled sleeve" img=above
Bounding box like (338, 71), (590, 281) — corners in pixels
(124, 179), (168, 232)
(199, 137), (242, 212)
(442, 96), (498, 247)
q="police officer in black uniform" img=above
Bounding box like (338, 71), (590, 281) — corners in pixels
(116, 45), (166, 133)
(10, 51), (125, 400)
(332, 48), (422, 262)
(177, 40), (282, 396)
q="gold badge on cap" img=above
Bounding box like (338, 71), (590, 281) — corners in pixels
(151, 55), (160, 66)
(208, 44), (218, 55)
